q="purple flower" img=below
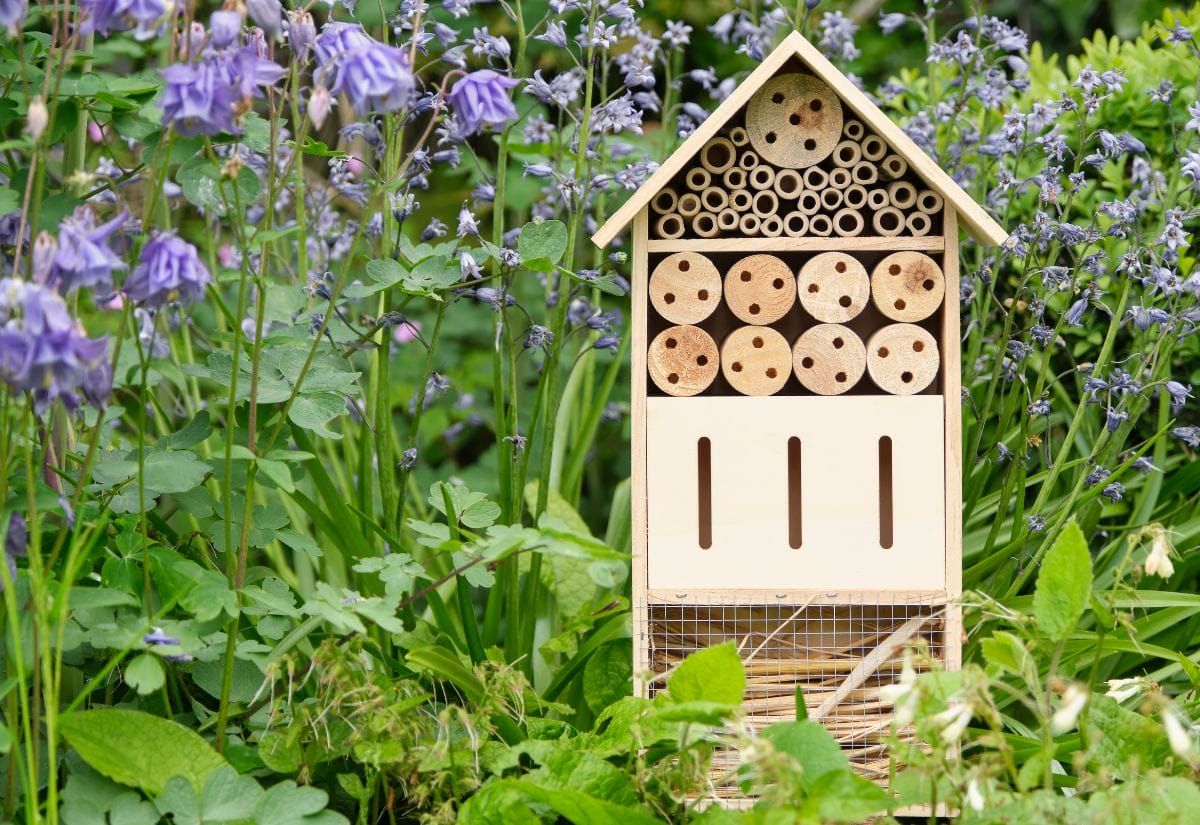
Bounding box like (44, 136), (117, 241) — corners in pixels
(79, 0), (168, 40)
(50, 206), (128, 294)
(2, 512), (25, 590)
(315, 22), (414, 116)
(287, 10), (316, 60)
(245, 0), (282, 39)
(209, 10), (242, 49)
(0, 0), (27, 35)
(448, 69), (519, 135)
(160, 33), (285, 137)
(124, 233), (211, 307)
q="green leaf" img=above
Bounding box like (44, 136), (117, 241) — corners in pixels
(353, 554), (426, 601)
(257, 457), (295, 493)
(199, 765), (263, 821)
(583, 640), (632, 715)
(407, 645), (484, 702)
(1033, 520), (1092, 639)
(124, 654), (165, 696)
(0, 186), (19, 215)
(760, 720), (848, 787)
(142, 451), (210, 493)
(518, 220), (568, 267)
(288, 393), (345, 440)
(1087, 695), (1172, 780)
(60, 709), (228, 795)
(498, 780), (664, 825)
(802, 769), (889, 822)
(668, 642), (744, 705)
(253, 780), (348, 825)
(155, 411), (212, 451)
(177, 156), (260, 215)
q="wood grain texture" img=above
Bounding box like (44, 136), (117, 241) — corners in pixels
(792, 323), (866, 395)
(649, 252), (723, 324)
(721, 326), (793, 396)
(942, 205), (963, 603)
(648, 236), (945, 253)
(647, 324), (720, 396)
(631, 209), (649, 693)
(866, 323), (940, 395)
(797, 251), (870, 323)
(871, 251), (946, 322)
(725, 254), (796, 324)
(746, 72), (843, 168)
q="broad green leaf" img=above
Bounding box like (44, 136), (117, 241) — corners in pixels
(257, 457), (295, 493)
(518, 220), (568, 267)
(802, 769), (889, 822)
(760, 720), (848, 787)
(155, 411), (212, 451)
(458, 781), (542, 825)
(1033, 520), (1092, 639)
(124, 654), (165, 696)
(177, 156), (260, 215)
(668, 642), (744, 706)
(525, 747), (638, 806)
(0, 187), (19, 215)
(253, 780), (348, 825)
(288, 393), (345, 440)
(60, 709), (228, 795)
(353, 554), (426, 600)
(199, 765), (262, 821)
(142, 451), (210, 493)
(1087, 694), (1172, 779)
(583, 639), (632, 715)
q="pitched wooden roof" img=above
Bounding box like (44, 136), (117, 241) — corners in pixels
(591, 30), (1008, 248)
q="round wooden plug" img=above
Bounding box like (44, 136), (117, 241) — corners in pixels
(745, 73), (843, 169)
(650, 253), (723, 324)
(797, 252), (870, 323)
(866, 324), (940, 395)
(724, 254), (796, 325)
(792, 323), (866, 395)
(721, 326), (792, 396)
(648, 325), (719, 396)
(870, 251), (946, 322)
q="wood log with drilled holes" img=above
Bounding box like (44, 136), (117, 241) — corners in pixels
(871, 251), (945, 322)
(745, 73), (843, 168)
(866, 323), (939, 395)
(649, 252), (723, 324)
(725, 254), (796, 324)
(721, 326), (792, 395)
(797, 251), (870, 323)
(647, 325), (720, 396)
(792, 323), (866, 395)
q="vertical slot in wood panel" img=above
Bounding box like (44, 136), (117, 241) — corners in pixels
(879, 436), (894, 549)
(787, 437), (803, 549)
(698, 437), (712, 549)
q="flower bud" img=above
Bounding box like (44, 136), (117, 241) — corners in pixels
(287, 9), (315, 60)
(209, 9), (242, 49)
(308, 85), (332, 129)
(25, 95), (47, 140)
(32, 231), (57, 284)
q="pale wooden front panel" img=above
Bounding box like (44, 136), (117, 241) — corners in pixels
(646, 395), (945, 591)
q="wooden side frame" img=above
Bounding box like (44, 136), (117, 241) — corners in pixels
(632, 207), (650, 694)
(941, 205), (963, 670)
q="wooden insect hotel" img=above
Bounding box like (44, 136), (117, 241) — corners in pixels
(592, 32), (1007, 782)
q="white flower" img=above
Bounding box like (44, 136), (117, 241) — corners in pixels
(1144, 528), (1175, 578)
(935, 701), (973, 745)
(1106, 677), (1144, 702)
(1164, 708), (1199, 766)
(1050, 683), (1089, 735)
(26, 96), (47, 141)
(878, 652), (918, 725)
(965, 778), (985, 812)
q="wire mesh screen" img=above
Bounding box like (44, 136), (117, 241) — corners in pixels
(644, 597), (946, 783)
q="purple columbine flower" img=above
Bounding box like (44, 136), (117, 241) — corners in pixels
(448, 69), (519, 135)
(50, 206), (128, 294)
(2, 512), (25, 589)
(78, 0), (169, 40)
(287, 9), (316, 60)
(0, 279), (109, 412)
(314, 22), (414, 116)
(124, 233), (211, 307)
(0, 0), (27, 35)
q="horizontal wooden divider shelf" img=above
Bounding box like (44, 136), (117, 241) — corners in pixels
(645, 589), (952, 605)
(647, 236), (946, 253)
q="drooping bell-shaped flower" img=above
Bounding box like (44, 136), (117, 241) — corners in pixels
(314, 22), (414, 116)
(448, 69), (519, 135)
(124, 232), (211, 307)
(50, 205), (129, 294)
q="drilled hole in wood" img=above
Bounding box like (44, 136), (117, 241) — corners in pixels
(731, 362), (743, 372)
(772, 92), (785, 104)
(752, 336), (764, 348)
(901, 371), (913, 383)
(832, 337), (844, 349)
(697, 289), (708, 301)
(804, 138), (816, 150)
(749, 303), (761, 315)
(810, 99), (823, 112)
(696, 354), (709, 366)
(835, 371), (847, 382)
(667, 373), (679, 384)
(878, 347), (889, 357)
(665, 337), (677, 348)
(788, 113), (801, 125)
(912, 340), (924, 352)
(834, 261), (847, 273)
(677, 259), (690, 272)
(740, 271), (752, 282)
(766, 132), (778, 144)
(766, 367), (778, 378)
(838, 295), (851, 308)
(889, 264), (901, 275)
(801, 356), (814, 368)
(663, 293), (675, 304)
(787, 437), (802, 549)
(807, 283), (819, 293)
(923, 279), (935, 290)
(879, 436), (893, 549)
(698, 437), (712, 549)
(773, 278), (785, 289)
(894, 299), (906, 310)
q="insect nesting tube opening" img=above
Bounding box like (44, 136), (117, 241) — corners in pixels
(652, 187), (679, 214)
(832, 208), (865, 238)
(656, 214), (685, 239)
(759, 215), (784, 238)
(783, 211), (809, 238)
(820, 187), (843, 211)
(916, 189), (945, 215)
(700, 137), (736, 174)
(717, 209), (740, 232)
(797, 191), (822, 216)
(832, 139), (862, 168)
(828, 167), (852, 189)
(738, 212), (762, 235)
(906, 212), (932, 237)
(773, 169), (802, 198)
(872, 206), (905, 237)
(702, 187), (729, 212)
(730, 189), (753, 212)
(728, 125), (750, 147)
(861, 134), (888, 161)
(685, 167), (712, 192)
(866, 188), (890, 210)
(851, 161), (878, 186)
(881, 153), (908, 180)
(803, 167), (828, 190)
(843, 184), (868, 210)
(723, 167), (748, 190)
(752, 190), (779, 218)
(843, 119), (865, 140)
(692, 212), (720, 238)
(677, 192), (702, 217)
(808, 214), (833, 237)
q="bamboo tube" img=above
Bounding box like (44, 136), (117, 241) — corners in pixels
(716, 209), (740, 232)
(797, 251), (870, 323)
(760, 215), (784, 237)
(851, 161), (878, 185)
(872, 206), (905, 237)
(738, 150), (761, 170)
(843, 119), (864, 140)
(783, 211), (809, 237)
(728, 125), (750, 147)
(843, 184), (867, 210)
(725, 254), (796, 325)
(772, 169), (802, 200)
(723, 167), (747, 190)
(803, 167), (828, 190)
(792, 323), (866, 395)
(649, 252), (723, 324)
(745, 73), (843, 168)
(677, 192), (702, 217)
(860, 134), (887, 162)
(738, 213), (761, 235)
(701, 186), (728, 213)
(808, 214), (833, 236)
(729, 189), (753, 213)
(887, 181), (917, 210)
(906, 212), (932, 237)
(828, 167), (852, 189)
(748, 165), (776, 191)
(866, 323), (940, 395)
(691, 211), (720, 238)
(871, 251), (946, 322)
(866, 188), (889, 210)
(685, 167), (711, 192)
(648, 325), (720, 396)
(752, 189), (779, 218)
(880, 153), (907, 180)
(700, 136), (736, 174)
(652, 187), (678, 214)
(721, 326), (792, 395)
(820, 187), (843, 211)
(832, 208), (865, 237)
(655, 213), (685, 239)
(916, 189), (944, 214)
(797, 190), (822, 216)
(832, 139), (862, 167)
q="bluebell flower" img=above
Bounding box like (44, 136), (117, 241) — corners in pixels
(448, 69), (520, 135)
(287, 10), (316, 60)
(879, 12), (906, 34)
(398, 447), (418, 471)
(143, 626), (192, 662)
(160, 40), (284, 136)
(315, 23), (414, 116)
(593, 336), (620, 353)
(1102, 482), (1125, 503)
(1164, 381), (1192, 412)
(1028, 399), (1051, 417)
(245, 0), (282, 39)
(1028, 514), (1046, 532)
(0, 0), (27, 35)
(50, 206), (128, 294)
(523, 325), (553, 355)
(1127, 305), (1171, 331)
(1085, 466), (1111, 486)
(209, 10), (242, 49)
(124, 233), (211, 307)
(1171, 426), (1200, 448)
(1105, 407), (1128, 432)
(79, 0), (168, 40)
(2, 512), (25, 589)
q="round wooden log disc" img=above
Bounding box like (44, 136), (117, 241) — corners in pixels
(648, 325), (720, 396)
(792, 323), (866, 395)
(725, 255), (796, 325)
(871, 251), (945, 322)
(745, 73), (843, 169)
(650, 252), (723, 324)
(797, 252), (870, 323)
(866, 324), (939, 395)
(721, 326), (792, 396)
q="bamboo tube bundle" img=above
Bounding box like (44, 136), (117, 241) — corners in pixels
(916, 189), (944, 215)
(880, 153), (907, 180)
(723, 167), (747, 189)
(739, 150), (761, 170)
(721, 326), (792, 395)
(783, 211), (809, 238)
(797, 190), (822, 216)
(867, 323), (940, 394)
(860, 134), (887, 162)
(701, 186), (728, 213)
(803, 167), (828, 190)
(773, 169), (802, 199)
(745, 73), (843, 168)
(647, 325), (720, 396)
(685, 167), (711, 192)
(797, 251), (870, 323)
(871, 251), (946, 321)
(759, 215), (784, 238)
(808, 214), (833, 236)
(728, 125), (750, 147)
(842, 184), (868, 210)
(866, 188), (889, 210)
(827, 167), (852, 189)
(792, 323), (866, 395)
(748, 165), (776, 191)
(649, 252), (723, 324)
(729, 189), (753, 213)
(652, 187), (678, 215)
(725, 254), (795, 324)
(851, 161), (878, 186)
(906, 212), (932, 237)
(655, 214), (685, 240)
(843, 119), (865, 140)
(699, 136), (736, 174)
(752, 190), (779, 218)
(691, 212), (720, 238)
(716, 209), (740, 232)
(738, 213), (762, 235)
(832, 208), (865, 238)
(832, 139), (862, 168)
(887, 181), (917, 210)
(820, 187), (843, 212)
(677, 192), (702, 217)
(872, 206), (905, 237)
